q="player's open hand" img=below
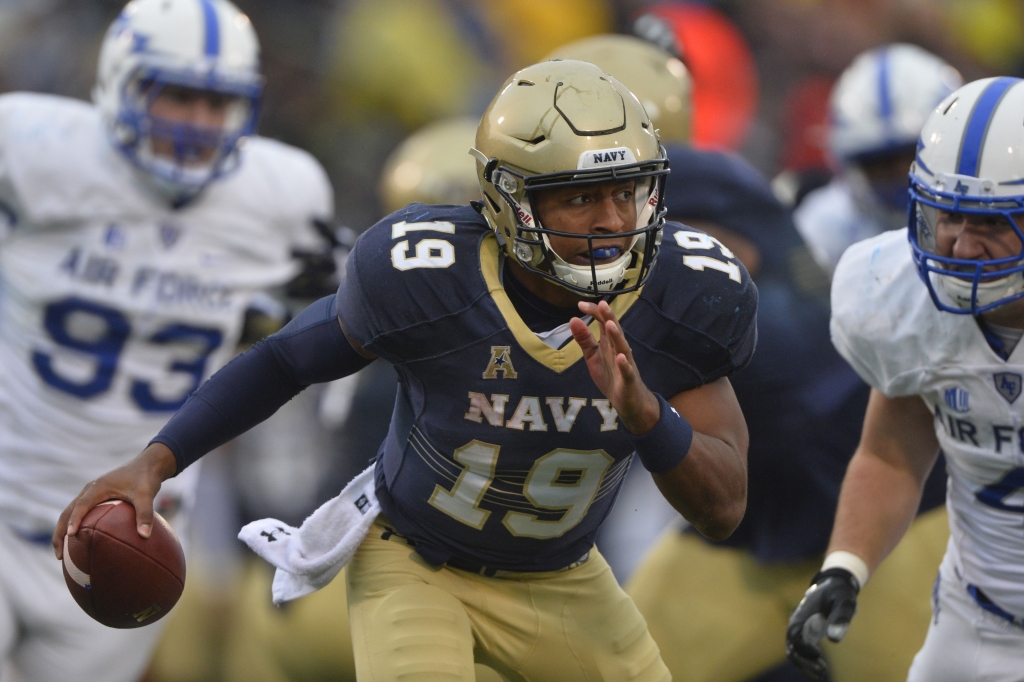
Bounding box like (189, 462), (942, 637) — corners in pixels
(53, 442), (178, 559)
(570, 300), (659, 435)
(785, 568), (860, 681)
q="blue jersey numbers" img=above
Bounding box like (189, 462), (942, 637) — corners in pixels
(976, 467), (1024, 514)
(32, 296), (223, 412)
(33, 297), (129, 398)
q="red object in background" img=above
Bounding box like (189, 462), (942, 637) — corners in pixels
(648, 2), (758, 151)
(780, 77), (835, 172)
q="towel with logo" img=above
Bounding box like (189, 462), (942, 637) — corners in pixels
(238, 464), (379, 604)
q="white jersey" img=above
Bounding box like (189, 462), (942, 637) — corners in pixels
(794, 178), (885, 275)
(0, 93), (330, 534)
(832, 228), (1024, 617)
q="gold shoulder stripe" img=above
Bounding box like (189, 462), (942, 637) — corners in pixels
(479, 234), (641, 374)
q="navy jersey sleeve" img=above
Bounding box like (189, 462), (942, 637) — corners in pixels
(626, 222), (758, 399)
(336, 203), (493, 365)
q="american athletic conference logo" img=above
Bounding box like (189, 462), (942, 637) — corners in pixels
(944, 386), (970, 413)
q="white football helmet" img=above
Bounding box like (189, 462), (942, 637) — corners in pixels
(830, 44), (962, 229)
(909, 77), (1024, 314)
(94, 0), (263, 202)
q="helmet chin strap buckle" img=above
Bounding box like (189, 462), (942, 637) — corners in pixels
(514, 242), (536, 263)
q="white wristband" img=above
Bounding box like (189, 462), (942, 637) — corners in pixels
(821, 551), (870, 590)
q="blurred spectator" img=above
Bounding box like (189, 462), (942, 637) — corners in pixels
(943, 0), (1024, 73)
(794, 44), (962, 274)
(770, 77), (834, 208)
(644, 2), (759, 150)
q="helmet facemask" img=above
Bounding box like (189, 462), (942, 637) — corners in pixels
(909, 173), (1024, 315)
(93, 0), (264, 204)
(482, 150), (669, 297)
(844, 145), (918, 233)
(114, 65), (262, 202)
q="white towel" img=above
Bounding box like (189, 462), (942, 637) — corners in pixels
(238, 464), (380, 604)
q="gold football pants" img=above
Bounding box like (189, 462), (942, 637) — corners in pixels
(222, 559), (357, 682)
(346, 518), (670, 682)
(627, 506), (950, 682)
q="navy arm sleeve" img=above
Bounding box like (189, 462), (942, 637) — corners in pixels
(151, 294), (373, 474)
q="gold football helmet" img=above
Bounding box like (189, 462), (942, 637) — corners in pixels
(472, 60), (669, 296)
(379, 117), (481, 213)
(544, 35), (692, 145)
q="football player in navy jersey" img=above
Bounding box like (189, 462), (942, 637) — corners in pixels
(626, 144), (948, 682)
(55, 60), (757, 681)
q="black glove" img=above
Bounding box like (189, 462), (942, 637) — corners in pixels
(786, 568), (860, 681)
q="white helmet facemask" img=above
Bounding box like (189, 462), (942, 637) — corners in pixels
(94, 0), (263, 205)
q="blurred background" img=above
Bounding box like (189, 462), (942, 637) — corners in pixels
(1, 0), (1014, 230)
(0, 0), (1017, 680)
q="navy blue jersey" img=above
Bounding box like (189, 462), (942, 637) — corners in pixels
(336, 203), (757, 571)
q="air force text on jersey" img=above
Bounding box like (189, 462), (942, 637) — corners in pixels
(0, 92), (331, 534)
(59, 238), (235, 310)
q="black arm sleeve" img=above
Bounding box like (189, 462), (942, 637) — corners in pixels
(151, 294), (373, 474)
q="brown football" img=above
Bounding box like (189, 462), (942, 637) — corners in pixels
(62, 500), (185, 629)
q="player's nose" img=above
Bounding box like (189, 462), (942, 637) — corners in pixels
(950, 227), (989, 261)
(592, 194), (628, 234)
(187, 98), (225, 129)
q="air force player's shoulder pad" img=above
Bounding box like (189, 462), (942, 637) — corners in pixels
(231, 137), (333, 249)
(830, 228), (938, 397)
(633, 222), (758, 385)
(0, 92), (146, 224)
(336, 204), (491, 363)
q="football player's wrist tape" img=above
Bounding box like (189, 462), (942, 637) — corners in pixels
(821, 551), (869, 590)
(627, 393), (693, 474)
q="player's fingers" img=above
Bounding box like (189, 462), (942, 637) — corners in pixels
(64, 489), (105, 539)
(604, 318), (634, 361)
(131, 490), (156, 539)
(53, 503), (75, 558)
(597, 300), (620, 325)
(786, 641), (828, 682)
(615, 353), (638, 384)
(825, 599), (856, 642)
(786, 615), (828, 680)
(569, 317), (599, 355)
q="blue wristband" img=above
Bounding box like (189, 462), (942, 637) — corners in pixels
(626, 393), (694, 474)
